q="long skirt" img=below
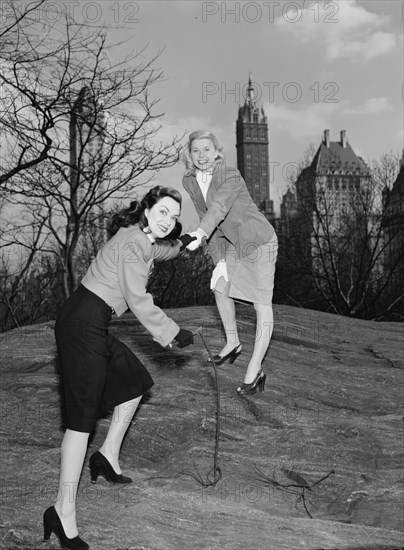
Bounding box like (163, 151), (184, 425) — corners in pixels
(54, 284), (154, 433)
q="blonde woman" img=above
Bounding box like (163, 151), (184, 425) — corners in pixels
(182, 130), (278, 395)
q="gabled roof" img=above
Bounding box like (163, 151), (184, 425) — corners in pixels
(311, 141), (370, 176)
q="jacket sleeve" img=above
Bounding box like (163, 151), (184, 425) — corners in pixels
(117, 235), (179, 347)
(152, 239), (182, 262)
(198, 168), (244, 238)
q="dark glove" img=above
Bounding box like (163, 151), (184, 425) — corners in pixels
(174, 328), (194, 348)
(178, 233), (197, 251)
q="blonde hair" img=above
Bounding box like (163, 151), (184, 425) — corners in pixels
(181, 130), (225, 175)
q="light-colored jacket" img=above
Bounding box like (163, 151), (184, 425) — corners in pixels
(182, 162), (275, 264)
(82, 225), (181, 347)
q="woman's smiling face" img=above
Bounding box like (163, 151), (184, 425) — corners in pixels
(144, 196), (181, 239)
(190, 138), (218, 171)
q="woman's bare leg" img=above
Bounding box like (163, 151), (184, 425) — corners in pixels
(243, 303), (273, 383)
(98, 396), (142, 473)
(213, 283), (241, 356)
(54, 429), (90, 538)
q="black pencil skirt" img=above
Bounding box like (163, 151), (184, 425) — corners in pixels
(54, 284), (154, 432)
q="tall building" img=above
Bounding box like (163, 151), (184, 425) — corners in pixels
(70, 86), (108, 208)
(295, 129), (373, 277)
(296, 129), (371, 230)
(382, 151), (404, 298)
(69, 87), (108, 266)
(236, 74), (273, 219)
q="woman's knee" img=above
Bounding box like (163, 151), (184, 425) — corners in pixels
(214, 287), (231, 302)
(253, 302), (272, 314)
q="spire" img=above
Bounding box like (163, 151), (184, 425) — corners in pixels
(237, 72), (267, 124)
(247, 71), (254, 104)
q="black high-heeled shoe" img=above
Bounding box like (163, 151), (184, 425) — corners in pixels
(89, 451), (132, 484)
(43, 506), (89, 550)
(207, 344), (242, 365)
(237, 370), (266, 395)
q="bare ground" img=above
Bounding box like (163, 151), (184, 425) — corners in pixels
(0, 304), (403, 550)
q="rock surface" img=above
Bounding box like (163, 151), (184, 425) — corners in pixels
(0, 304), (403, 550)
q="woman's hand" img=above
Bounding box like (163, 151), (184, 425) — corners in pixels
(186, 228), (206, 251)
(210, 260), (228, 290)
(178, 233), (197, 251)
(173, 328), (194, 348)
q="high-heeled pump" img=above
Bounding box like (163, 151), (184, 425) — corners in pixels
(207, 344), (242, 365)
(237, 370), (266, 395)
(43, 506), (89, 550)
(89, 451), (132, 484)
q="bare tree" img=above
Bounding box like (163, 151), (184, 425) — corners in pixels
(0, 0), (61, 185)
(0, 205), (54, 329)
(274, 144), (316, 308)
(291, 150), (402, 319)
(0, 3), (182, 328)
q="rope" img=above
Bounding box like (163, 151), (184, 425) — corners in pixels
(135, 326), (222, 488)
(194, 326), (222, 486)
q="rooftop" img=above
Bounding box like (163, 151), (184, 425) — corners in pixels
(311, 130), (370, 175)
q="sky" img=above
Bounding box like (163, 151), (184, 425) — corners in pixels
(24, 0), (404, 229)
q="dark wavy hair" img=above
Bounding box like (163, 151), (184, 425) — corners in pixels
(108, 186), (182, 238)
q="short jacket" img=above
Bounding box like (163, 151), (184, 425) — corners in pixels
(182, 162), (275, 264)
(82, 225), (181, 347)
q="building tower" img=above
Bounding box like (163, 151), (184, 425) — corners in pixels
(69, 87), (108, 257)
(236, 73), (273, 219)
(70, 86), (107, 208)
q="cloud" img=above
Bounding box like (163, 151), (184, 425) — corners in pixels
(275, 0), (398, 61)
(343, 97), (393, 116)
(327, 31), (397, 61)
(266, 102), (341, 139)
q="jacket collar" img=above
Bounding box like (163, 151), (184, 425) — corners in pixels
(187, 159), (224, 178)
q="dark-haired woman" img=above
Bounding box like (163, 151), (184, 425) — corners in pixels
(44, 186), (195, 550)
